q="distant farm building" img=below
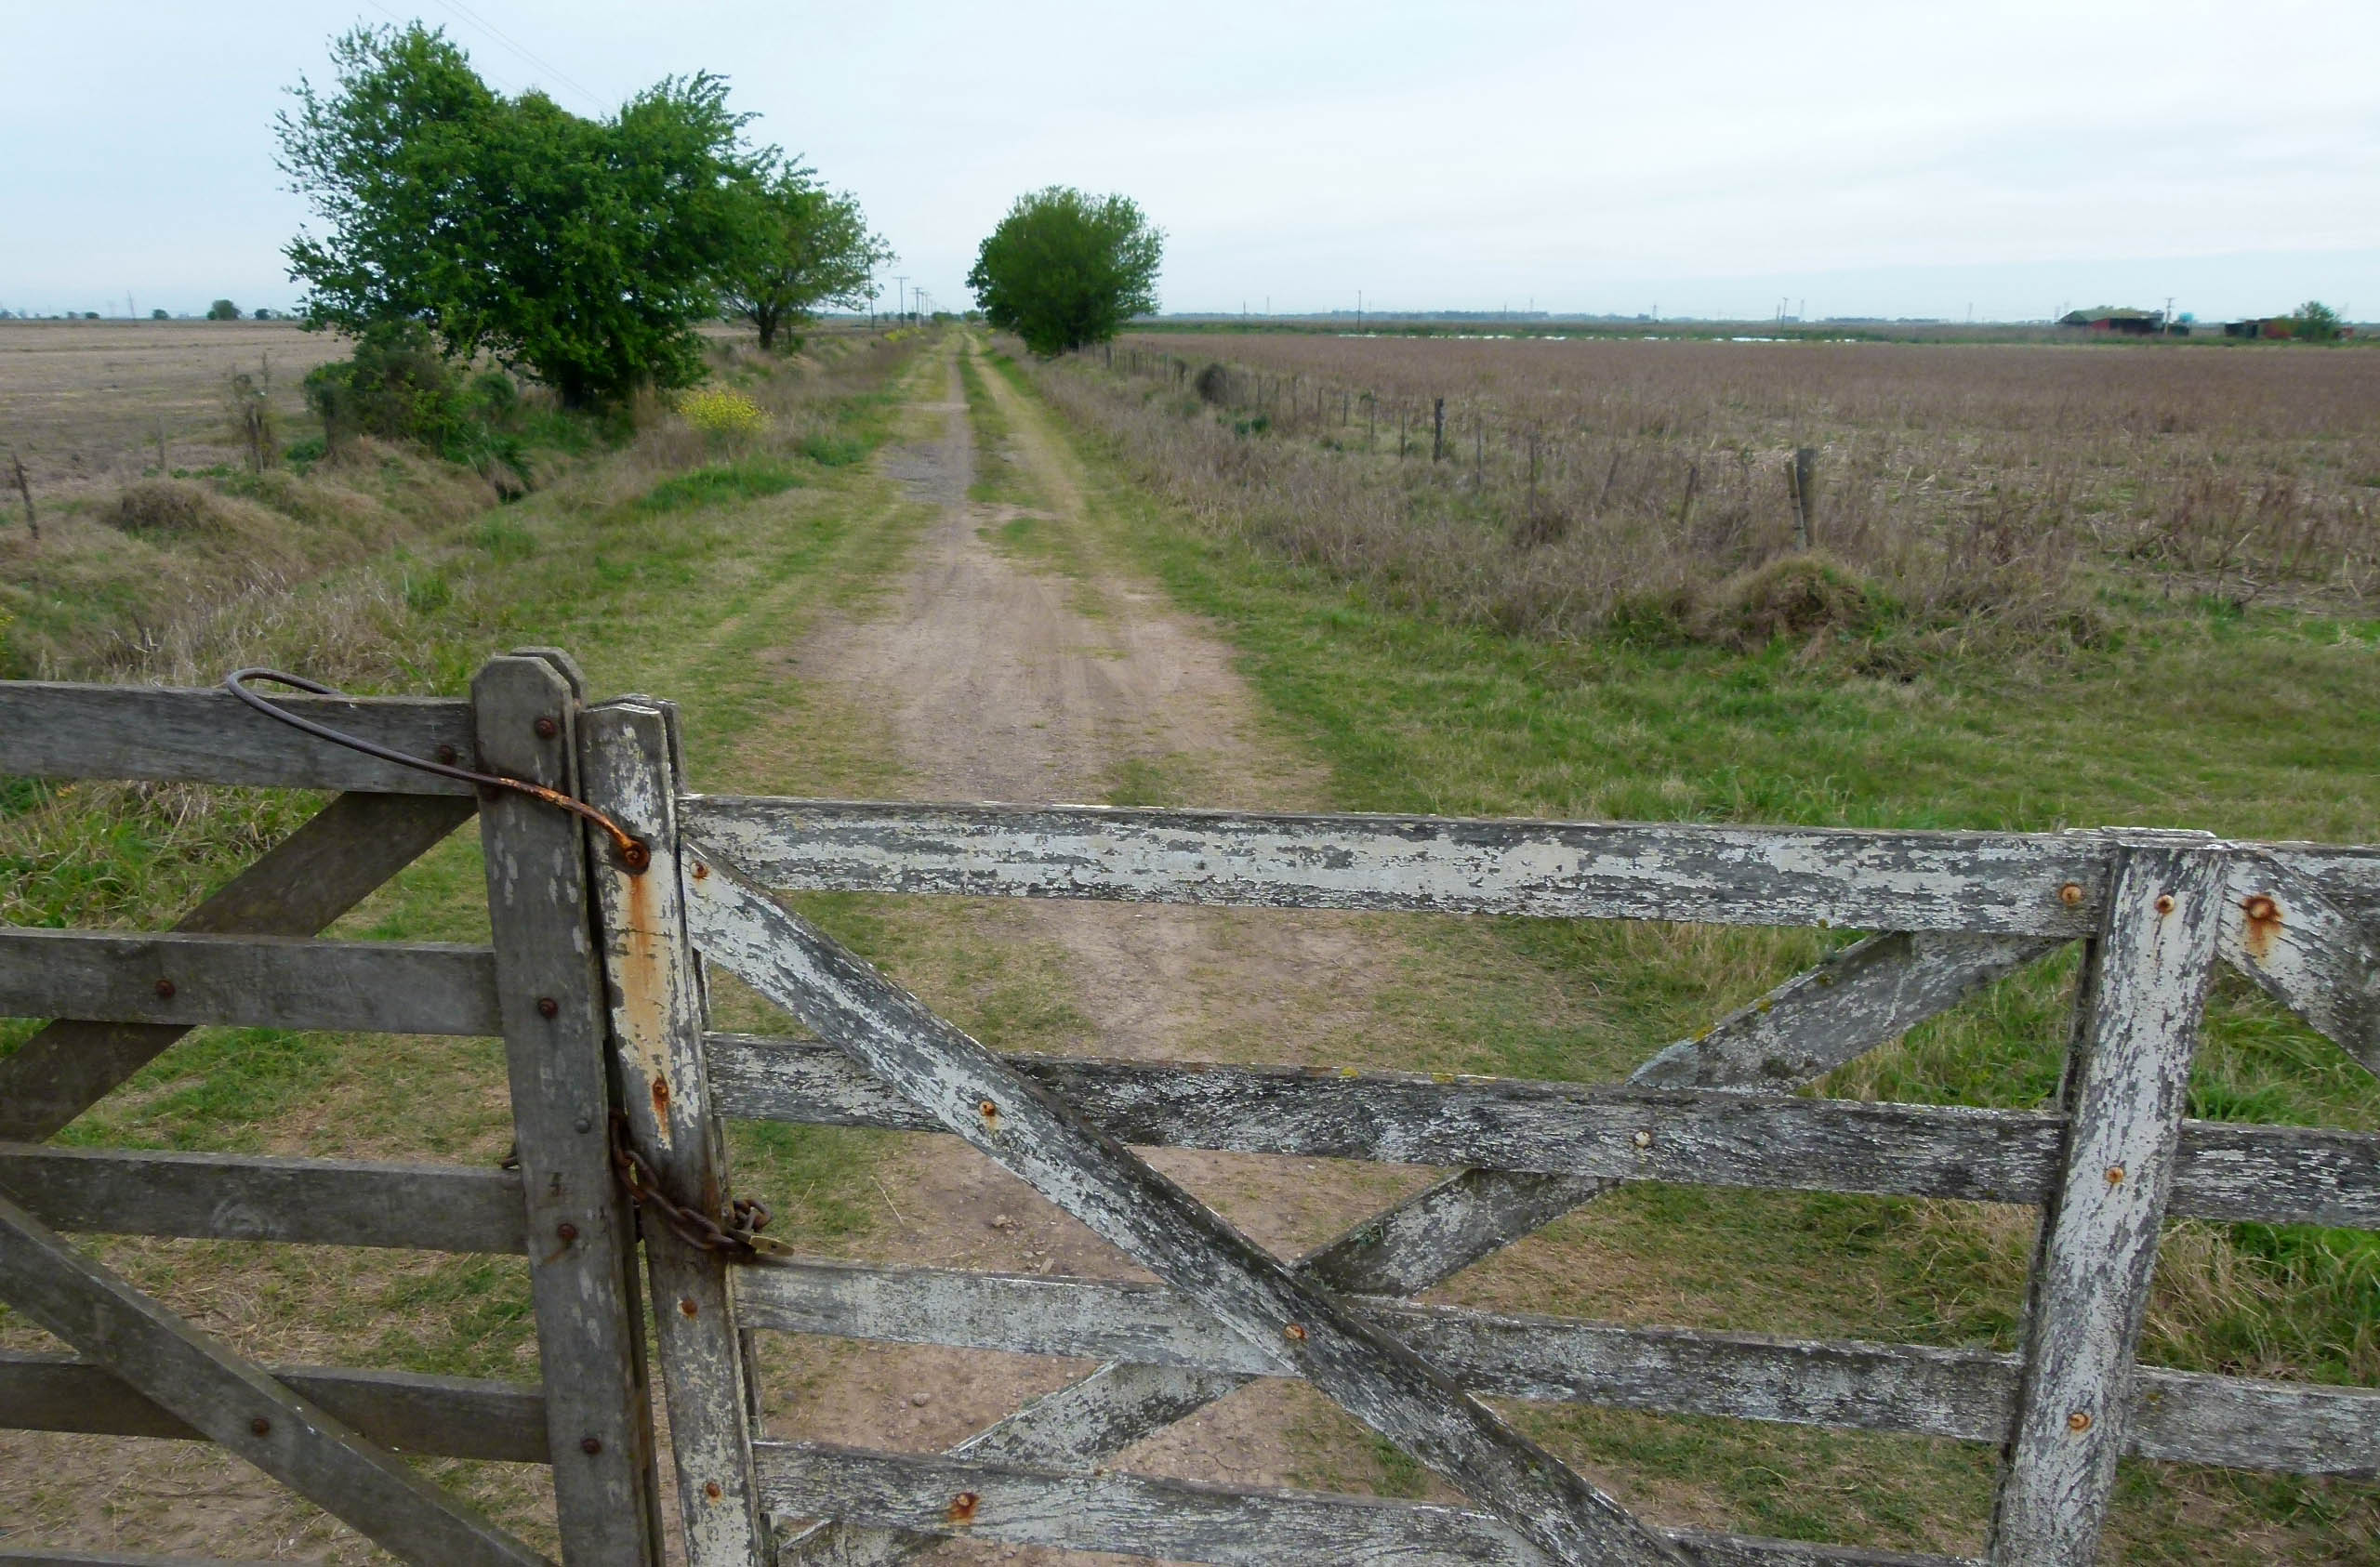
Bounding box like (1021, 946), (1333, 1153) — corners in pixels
(2226, 318), (2291, 338)
(2059, 307), (2166, 335)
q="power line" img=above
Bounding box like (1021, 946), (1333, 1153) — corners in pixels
(427, 0), (611, 114)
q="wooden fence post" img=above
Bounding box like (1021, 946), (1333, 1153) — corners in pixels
(475, 652), (666, 1567)
(1433, 397), (1445, 462)
(1987, 834), (2228, 1566)
(580, 698), (772, 1567)
(1789, 446), (1817, 548)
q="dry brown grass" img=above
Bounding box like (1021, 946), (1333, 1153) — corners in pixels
(1052, 333), (2380, 657)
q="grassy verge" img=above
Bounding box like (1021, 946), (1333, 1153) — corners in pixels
(0, 333), (936, 1555)
(994, 346), (2380, 1562)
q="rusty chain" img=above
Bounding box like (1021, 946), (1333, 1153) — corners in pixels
(609, 1113), (781, 1261)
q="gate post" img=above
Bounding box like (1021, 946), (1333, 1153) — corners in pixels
(580, 697), (772, 1567)
(474, 652), (666, 1566)
(1988, 834), (2228, 1565)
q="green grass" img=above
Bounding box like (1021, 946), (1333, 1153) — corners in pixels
(636, 456), (807, 512)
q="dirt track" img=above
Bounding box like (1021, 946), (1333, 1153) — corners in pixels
(754, 339), (1464, 1555)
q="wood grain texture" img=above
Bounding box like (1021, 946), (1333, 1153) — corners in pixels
(0, 1350), (549, 1462)
(682, 797), (2114, 936)
(580, 701), (769, 1567)
(732, 1257), (2377, 1476)
(0, 682), (477, 793)
(0, 1143), (523, 1252)
(0, 1191), (547, 1566)
(754, 1442), (1977, 1567)
(0, 928), (499, 1035)
(475, 655), (663, 1567)
(0, 792), (475, 1141)
(1988, 839), (2228, 1567)
(687, 853), (1689, 1567)
(2222, 851), (2380, 1074)
(704, 1035), (2379, 1229)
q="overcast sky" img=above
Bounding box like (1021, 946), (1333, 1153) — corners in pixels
(5, 0), (2376, 322)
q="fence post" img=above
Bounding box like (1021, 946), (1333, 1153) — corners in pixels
(1987, 833), (2228, 1566)
(1789, 446), (1817, 548)
(1432, 397), (1445, 462)
(474, 652), (666, 1567)
(580, 698), (773, 1567)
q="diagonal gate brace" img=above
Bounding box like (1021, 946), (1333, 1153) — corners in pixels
(0, 1190), (547, 1567)
(683, 847), (1689, 1567)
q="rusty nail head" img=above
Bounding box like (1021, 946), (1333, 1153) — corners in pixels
(691, 861), (710, 879)
(534, 716), (559, 739)
(2155, 893), (2175, 915)
(704, 1481), (723, 1501)
(978, 1099), (998, 1119)
(435, 744), (459, 765)
(681, 1297), (699, 1318)
(2057, 882), (2084, 907)
(581, 1436), (603, 1455)
(154, 978), (177, 999)
(2067, 1411), (2093, 1433)
(1284, 1323), (1307, 1341)
(2106, 1165), (2125, 1185)
(620, 839), (652, 873)
(557, 1221), (578, 1243)
(251, 1416), (271, 1437)
(537, 996), (560, 1019)
(2243, 894), (2280, 923)
(947, 1491), (981, 1524)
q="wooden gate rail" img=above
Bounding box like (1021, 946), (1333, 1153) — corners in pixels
(8, 665), (2377, 1566)
(0, 661), (664, 1567)
(671, 795), (2378, 1567)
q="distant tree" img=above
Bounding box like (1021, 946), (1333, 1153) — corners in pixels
(966, 187), (1161, 357)
(150, 309), (169, 320)
(722, 163), (893, 352)
(2292, 300), (2344, 342)
(278, 23), (771, 407)
(253, 307), (276, 320)
(206, 299), (241, 321)
(82, 311), (101, 321)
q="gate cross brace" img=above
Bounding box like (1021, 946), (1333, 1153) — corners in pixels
(684, 849), (1692, 1567)
(779, 928), (2059, 1566)
(0, 1191), (547, 1567)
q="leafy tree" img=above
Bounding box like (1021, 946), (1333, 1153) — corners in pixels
(277, 24), (770, 407)
(724, 163), (893, 352)
(966, 187), (1161, 356)
(206, 299), (241, 320)
(2292, 300), (2344, 342)
(150, 309), (169, 320)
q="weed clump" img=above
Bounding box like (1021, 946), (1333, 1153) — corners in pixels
(1690, 555), (1880, 649)
(104, 480), (231, 535)
(1194, 362), (1229, 404)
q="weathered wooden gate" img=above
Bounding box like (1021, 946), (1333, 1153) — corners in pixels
(5, 652), (2378, 1566)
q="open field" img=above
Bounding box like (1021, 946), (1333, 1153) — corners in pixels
(1088, 330), (2380, 655)
(3, 323), (2374, 1562)
(0, 319), (350, 506)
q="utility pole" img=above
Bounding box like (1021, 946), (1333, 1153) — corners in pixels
(2164, 295), (2175, 336)
(1356, 288), (1363, 332)
(893, 275), (909, 326)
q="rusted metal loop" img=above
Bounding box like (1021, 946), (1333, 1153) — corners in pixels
(608, 1113), (778, 1262)
(223, 666), (650, 871)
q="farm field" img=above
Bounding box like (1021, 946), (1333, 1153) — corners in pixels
(0, 319), (350, 506)
(2, 322), (2375, 1563)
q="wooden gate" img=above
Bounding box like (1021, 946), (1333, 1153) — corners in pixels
(6, 652), (2378, 1565)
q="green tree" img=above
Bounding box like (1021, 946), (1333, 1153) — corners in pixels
(277, 24), (770, 407)
(206, 299), (241, 320)
(2292, 300), (2344, 342)
(724, 163), (894, 352)
(966, 186), (1161, 356)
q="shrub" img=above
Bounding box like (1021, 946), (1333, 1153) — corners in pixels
(206, 299), (241, 321)
(798, 431), (866, 467)
(1195, 362), (1229, 404)
(302, 321), (526, 481)
(150, 309), (168, 321)
(637, 458), (801, 511)
(677, 387), (766, 442)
